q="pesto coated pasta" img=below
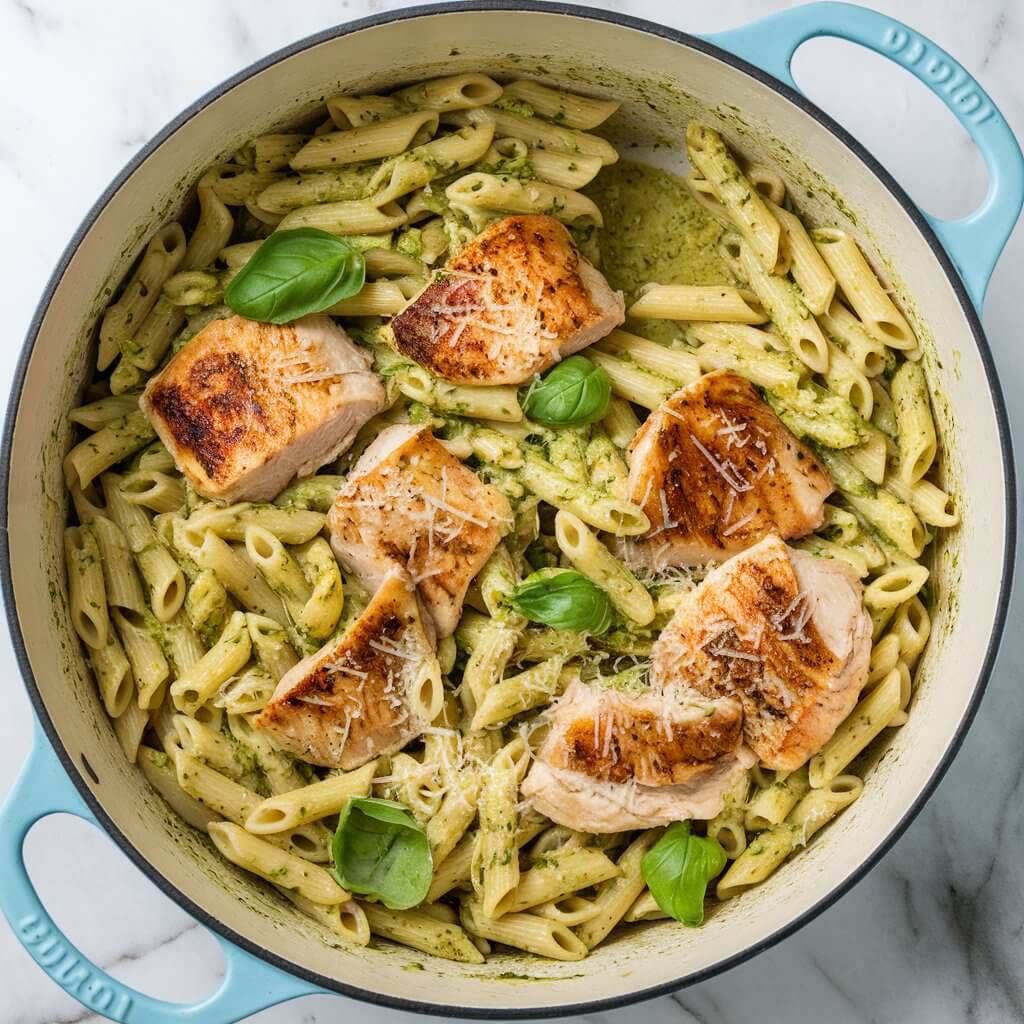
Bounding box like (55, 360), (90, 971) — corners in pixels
(61, 72), (952, 967)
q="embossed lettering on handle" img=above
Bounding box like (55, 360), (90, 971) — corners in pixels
(880, 25), (994, 125)
(19, 913), (133, 1022)
(0, 721), (323, 1023)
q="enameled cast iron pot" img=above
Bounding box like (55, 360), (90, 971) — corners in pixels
(0, 3), (1020, 1021)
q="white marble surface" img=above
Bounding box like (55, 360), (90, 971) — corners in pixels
(0, 0), (1022, 1021)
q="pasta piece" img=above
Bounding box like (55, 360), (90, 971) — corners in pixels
(191, 530), (287, 623)
(554, 511), (654, 625)
(293, 538), (344, 641)
(89, 630), (135, 718)
(119, 469), (186, 515)
(64, 412), (157, 492)
(471, 659), (574, 731)
(244, 525), (312, 631)
(138, 746), (218, 830)
(745, 766), (810, 832)
(394, 73), (503, 112)
(214, 665), (276, 716)
(487, 138), (603, 189)
(369, 124), (495, 204)
(623, 890), (668, 923)
(186, 504), (325, 545)
(534, 895), (602, 926)
(446, 173), (603, 227)
(278, 199), (408, 237)
(246, 613), (298, 682)
(170, 610), (251, 716)
(766, 199), (836, 315)
(472, 747), (521, 918)
(809, 669), (901, 786)
(97, 224), (188, 370)
(728, 236), (829, 373)
(811, 228), (916, 348)
(326, 95), (410, 130)
(706, 770), (750, 858)
(716, 823), (799, 900)
(69, 393), (140, 431)
(688, 324), (804, 391)
(110, 607), (169, 709)
(185, 568), (230, 648)
(174, 714), (254, 783)
(274, 475), (345, 513)
(251, 133), (306, 173)
(846, 427), (888, 485)
(890, 361), (938, 484)
(246, 761), (377, 832)
(290, 111), (440, 170)
(495, 846), (619, 916)
(884, 476), (958, 529)
(575, 830), (662, 949)
(458, 106), (618, 165)
(628, 284), (767, 324)
(113, 700), (151, 763)
(102, 474), (186, 622)
(891, 596), (931, 668)
(686, 123), (781, 272)
(595, 330), (702, 387)
(501, 80), (619, 129)
(818, 298), (889, 377)
(584, 349), (675, 410)
(208, 822), (347, 904)
(361, 903), (483, 963)
(392, 365), (522, 422)
(863, 564), (930, 611)
(519, 450), (649, 536)
(460, 897), (587, 961)
(789, 774), (864, 838)
(601, 397), (641, 450)
(255, 168), (378, 215)
(816, 450), (926, 558)
(824, 341), (873, 419)
(283, 892), (370, 947)
(64, 525), (109, 650)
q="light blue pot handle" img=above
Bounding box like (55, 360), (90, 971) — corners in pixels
(704, 0), (1024, 308)
(0, 720), (324, 1024)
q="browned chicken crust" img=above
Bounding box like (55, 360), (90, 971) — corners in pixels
(389, 214), (624, 385)
(254, 572), (439, 769)
(328, 424), (511, 637)
(542, 680), (745, 787)
(624, 370), (832, 567)
(651, 534), (871, 771)
(142, 315), (384, 502)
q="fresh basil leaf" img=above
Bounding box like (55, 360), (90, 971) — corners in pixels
(508, 569), (613, 634)
(521, 355), (611, 426)
(225, 228), (365, 324)
(331, 797), (431, 910)
(641, 821), (726, 926)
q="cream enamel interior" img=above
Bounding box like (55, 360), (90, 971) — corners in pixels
(7, 9), (1007, 1015)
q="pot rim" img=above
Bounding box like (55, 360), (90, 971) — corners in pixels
(1, 2), (1015, 1018)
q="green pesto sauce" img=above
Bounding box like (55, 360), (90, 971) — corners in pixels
(586, 160), (733, 304)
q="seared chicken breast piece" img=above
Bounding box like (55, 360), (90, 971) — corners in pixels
(623, 370), (832, 568)
(651, 533), (871, 772)
(253, 571), (442, 769)
(521, 678), (754, 831)
(389, 214), (624, 385)
(328, 424), (511, 638)
(142, 315), (385, 503)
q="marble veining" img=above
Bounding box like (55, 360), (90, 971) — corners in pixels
(0, 1), (1021, 1022)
